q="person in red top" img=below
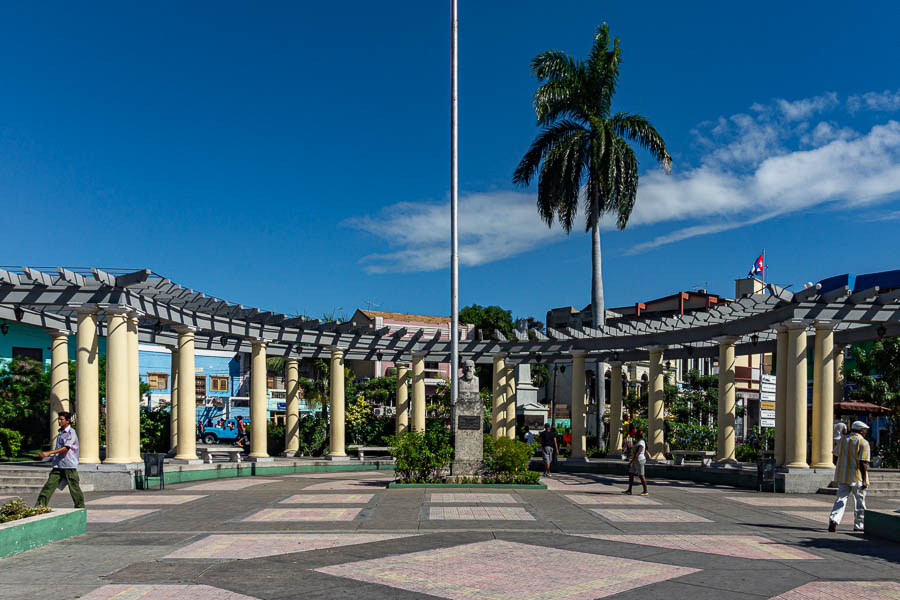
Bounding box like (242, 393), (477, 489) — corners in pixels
(563, 429), (572, 448)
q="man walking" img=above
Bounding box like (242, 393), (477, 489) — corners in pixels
(623, 429), (648, 496)
(539, 423), (558, 477)
(36, 412), (85, 509)
(828, 420), (870, 532)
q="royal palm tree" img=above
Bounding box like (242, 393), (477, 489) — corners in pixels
(513, 23), (671, 329)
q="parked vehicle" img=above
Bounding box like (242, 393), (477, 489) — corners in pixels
(199, 418), (250, 445)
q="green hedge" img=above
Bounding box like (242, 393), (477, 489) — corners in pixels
(0, 428), (23, 459)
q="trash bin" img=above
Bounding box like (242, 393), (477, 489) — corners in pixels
(756, 457), (776, 493)
(142, 453), (167, 490)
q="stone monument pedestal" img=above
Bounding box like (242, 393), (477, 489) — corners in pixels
(453, 389), (484, 476)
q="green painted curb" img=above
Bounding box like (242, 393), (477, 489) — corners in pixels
(388, 482), (547, 489)
(0, 508), (86, 559)
(137, 461), (393, 488)
(865, 509), (900, 543)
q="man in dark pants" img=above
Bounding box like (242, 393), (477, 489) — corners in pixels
(35, 412), (85, 508)
(539, 423), (558, 477)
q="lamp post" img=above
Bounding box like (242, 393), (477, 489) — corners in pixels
(449, 0), (460, 432)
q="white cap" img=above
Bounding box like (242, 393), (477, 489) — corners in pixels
(851, 420), (870, 432)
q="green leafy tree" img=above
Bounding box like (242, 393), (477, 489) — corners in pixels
(513, 23), (671, 328)
(460, 304), (515, 340)
(847, 338), (900, 467)
(0, 358), (50, 450)
(672, 369), (719, 425)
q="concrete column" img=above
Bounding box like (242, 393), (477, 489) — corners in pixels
(491, 354), (506, 439)
(104, 309), (131, 463)
(395, 363), (409, 435)
(505, 364), (517, 439)
(75, 309), (100, 464)
(716, 336), (737, 463)
(127, 313), (141, 461)
(174, 327), (198, 462)
(284, 358), (300, 455)
(48, 330), (71, 450)
(607, 361), (624, 456)
(249, 339), (269, 460)
(328, 347), (347, 457)
(785, 323), (809, 469)
(812, 322), (835, 468)
(833, 345), (845, 403)
(570, 350), (587, 460)
(647, 346), (666, 460)
(169, 346), (179, 452)
(412, 353), (426, 433)
(774, 327), (788, 466)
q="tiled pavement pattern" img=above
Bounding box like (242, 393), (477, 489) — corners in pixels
(590, 508), (713, 522)
(316, 539), (700, 599)
(279, 493), (374, 504)
(429, 493), (518, 503)
(302, 480), (389, 491)
(180, 478), (281, 491)
(87, 509), (159, 523)
(577, 534), (821, 560)
(726, 496), (833, 507)
(780, 510), (838, 524)
(3, 470), (900, 600)
(427, 506), (534, 520)
(285, 471), (393, 479)
(770, 581), (900, 599)
(566, 493), (662, 505)
(88, 494), (207, 505)
(241, 507), (362, 522)
(79, 584), (261, 599)
(165, 533), (419, 559)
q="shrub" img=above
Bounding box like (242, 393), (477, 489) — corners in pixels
(267, 423), (285, 456)
(389, 425), (453, 483)
(483, 437), (534, 476)
(139, 409), (170, 454)
(735, 443), (759, 462)
(298, 414), (327, 456)
(667, 421), (717, 451)
(0, 428), (23, 459)
(480, 471), (541, 485)
(0, 498), (51, 523)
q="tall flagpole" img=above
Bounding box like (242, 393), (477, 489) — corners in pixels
(450, 0), (460, 426)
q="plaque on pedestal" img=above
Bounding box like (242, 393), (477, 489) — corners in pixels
(453, 360), (484, 476)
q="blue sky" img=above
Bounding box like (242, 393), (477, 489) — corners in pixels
(2, 2), (899, 323)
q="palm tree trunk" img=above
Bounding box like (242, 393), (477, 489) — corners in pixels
(590, 187), (607, 450)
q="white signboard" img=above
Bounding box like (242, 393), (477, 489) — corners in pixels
(761, 409), (776, 419)
(760, 418), (776, 428)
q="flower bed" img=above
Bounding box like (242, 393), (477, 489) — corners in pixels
(0, 499), (85, 558)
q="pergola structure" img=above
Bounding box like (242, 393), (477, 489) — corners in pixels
(2, 266), (898, 471)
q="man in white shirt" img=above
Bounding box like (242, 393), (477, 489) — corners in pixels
(623, 429), (648, 496)
(829, 421), (870, 532)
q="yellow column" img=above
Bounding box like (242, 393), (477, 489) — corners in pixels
(570, 350), (587, 460)
(328, 347), (347, 457)
(833, 344), (845, 403)
(491, 354), (506, 439)
(716, 337), (737, 463)
(505, 364), (517, 440)
(48, 330), (71, 450)
(284, 358), (300, 456)
(76, 309), (100, 464)
(607, 361), (624, 456)
(412, 353), (426, 433)
(249, 340), (269, 460)
(174, 327), (198, 462)
(169, 345), (179, 452)
(104, 309), (131, 463)
(127, 313), (141, 461)
(785, 324), (809, 469)
(774, 327), (788, 466)
(395, 363), (409, 435)
(647, 346), (666, 460)
(812, 322), (835, 468)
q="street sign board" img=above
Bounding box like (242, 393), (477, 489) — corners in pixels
(761, 409), (776, 419)
(760, 418), (776, 428)
(761, 401), (776, 410)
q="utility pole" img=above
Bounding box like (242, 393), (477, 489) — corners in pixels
(449, 0), (460, 431)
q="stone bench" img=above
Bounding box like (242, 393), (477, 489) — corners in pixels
(198, 448), (244, 464)
(671, 450), (715, 466)
(348, 446), (393, 460)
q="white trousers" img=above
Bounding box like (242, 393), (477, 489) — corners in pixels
(829, 484), (867, 529)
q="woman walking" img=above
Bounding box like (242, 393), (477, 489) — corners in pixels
(623, 429), (648, 496)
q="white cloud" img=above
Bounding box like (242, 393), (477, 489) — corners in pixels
(775, 92), (838, 121)
(848, 88), (900, 113)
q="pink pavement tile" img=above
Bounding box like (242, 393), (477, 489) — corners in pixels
(565, 494), (661, 506)
(678, 487), (735, 493)
(590, 508), (712, 522)
(577, 534), (821, 560)
(303, 480), (389, 491)
(280, 494), (374, 504)
(241, 507), (362, 522)
(428, 506), (535, 521)
(87, 509), (159, 523)
(770, 581), (900, 599)
(88, 494), (207, 506)
(165, 533), (419, 559)
(780, 510), (840, 524)
(429, 493), (518, 504)
(542, 476), (621, 493)
(316, 539), (699, 600)
(78, 584), (260, 599)
(180, 478), (280, 491)
(726, 496), (832, 507)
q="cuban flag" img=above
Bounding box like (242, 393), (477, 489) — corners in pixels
(748, 252), (766, 278)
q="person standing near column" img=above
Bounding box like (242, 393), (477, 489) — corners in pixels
(828, 421), (870, 532)
(622, 429), (648, 496)
(35, 412), (84, 508)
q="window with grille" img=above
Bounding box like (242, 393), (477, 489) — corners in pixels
(210, 376), (229, 393)
(195, 376), (207, 397)
(147, 372), (168, 390)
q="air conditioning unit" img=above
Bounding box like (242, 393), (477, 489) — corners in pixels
(373, 407), (384, 417)
(385, 406), (396, 416)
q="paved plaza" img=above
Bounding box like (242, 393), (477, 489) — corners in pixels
(2, 471), (899, 599)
